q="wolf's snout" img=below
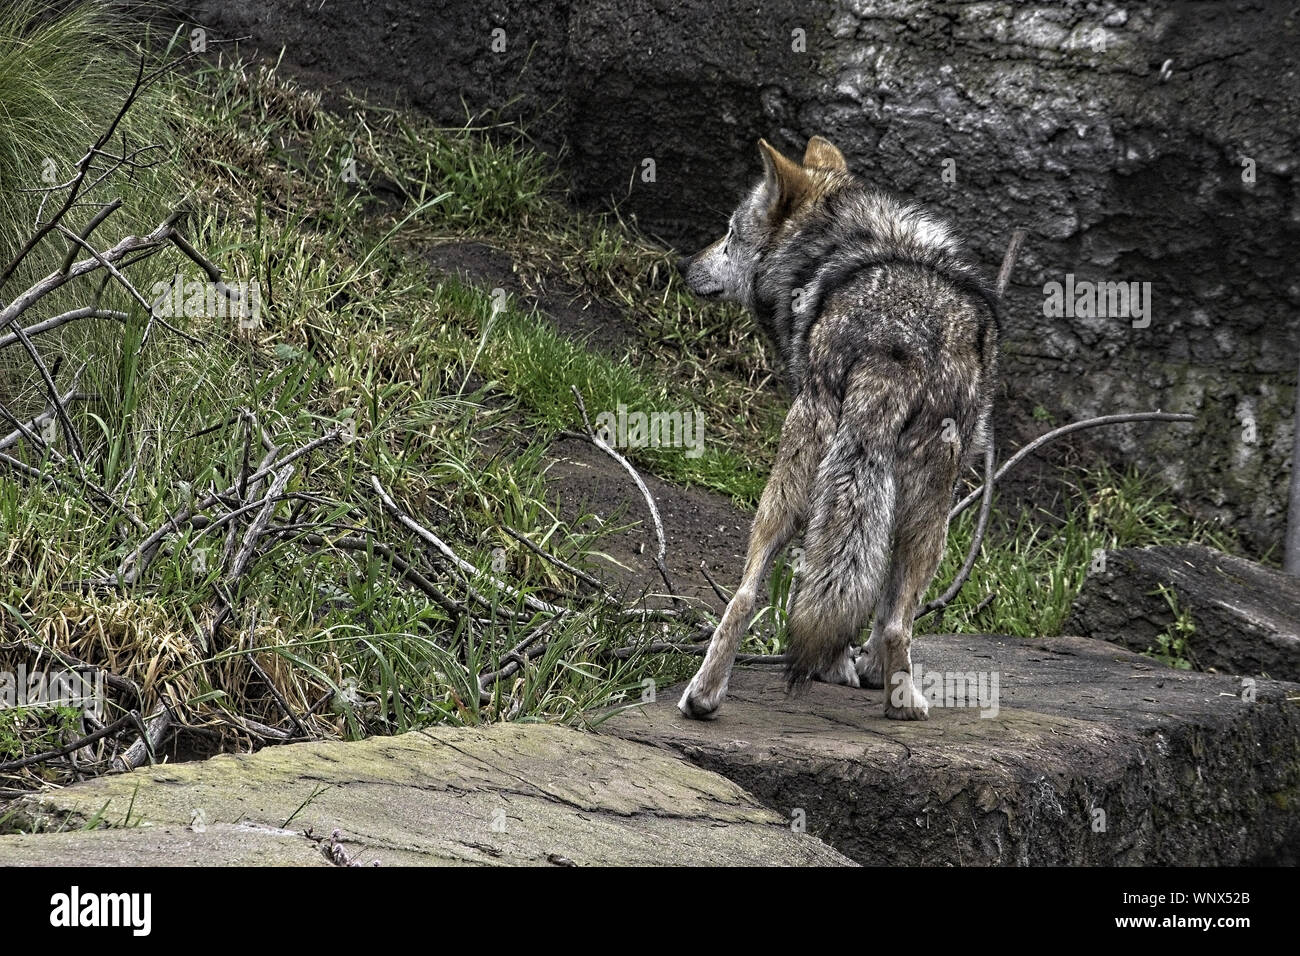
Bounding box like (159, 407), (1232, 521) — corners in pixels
(674, 255), (693, 276)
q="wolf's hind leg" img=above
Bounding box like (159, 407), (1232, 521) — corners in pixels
(678, 396), (830, 719)
(876, 466), (955, 720)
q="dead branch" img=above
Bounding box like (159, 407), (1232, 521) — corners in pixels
(118, 426), (344, 582)
(949, 411), (1198, 521)
(0, 56), (148, 291)
(477, 616), (563, 703)
(699, 560), (732, 604)
(372, 475), (567, 616)
(58, 198), (123, 275)
(238, 611), (308, 738)
(996, 227), (1026, 298)
(502, 525), (614, 599)
(0, 213), (179, 337)
(0, 713), (136, 774)
(267, 528), (467, 620)
(569, 385), (679, 602)
(0, 308), (127, 351)
(7, 326), (84, 461)
(225, 466), (293, 585)
(111, 704), (173, 772)
(55, 222), (202, 347)
(0, 640), (142, 703)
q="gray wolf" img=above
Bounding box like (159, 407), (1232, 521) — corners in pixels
(674, 135), (997, 720)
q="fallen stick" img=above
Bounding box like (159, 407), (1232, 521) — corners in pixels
(372, 475), (567, 616)
(111, 704), (173, 772)
(503, 525), (613, 598)
(268, 528), (467, 620)
(949, 411), (1197, 521)
(118, 426), (344, 582)
(569, 386), (679, 603)
(8, 326), (84, 462)
(0, 713), (135, 774)
(0, 308), (128, 351)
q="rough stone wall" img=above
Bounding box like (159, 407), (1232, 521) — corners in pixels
(166, 0), (1300, 555)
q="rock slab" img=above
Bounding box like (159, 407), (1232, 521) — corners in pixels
(1065, 544), (1300, 682)
(0, 723), (850, 866)
(600, 634), (1300, 865)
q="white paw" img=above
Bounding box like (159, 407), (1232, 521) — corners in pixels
(677, 674), (725, 720)
(883, 675), (930, 721)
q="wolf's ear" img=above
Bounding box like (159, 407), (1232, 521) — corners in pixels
(803, 135), (847, 171)
(758, 138), (812, 218)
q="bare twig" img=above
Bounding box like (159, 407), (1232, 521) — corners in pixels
(267, 528), (466, 620)
(502, 525), (612, 598)
(0, 713), (135, 774)
(477, 617), (563, 703)
(569, 386), (678, 602)
(0, 57), (148, 291)
(56, 223), (202, 347)
(59, 199), (123, 275)
(372, 476), (566, 616)
(0, 213), (179, 337)
(8, 327), (84, 461)
(225, 466), (293, 584)
(699, 560), (732, 604)
(995, 227), (1026, 298)
(0, 308), (127, 351)
(0, 640), (142, 703)
(950, 412), (1197, 521)
(239, 611), (308, 739)
(118, 427), (344, 582)
(111, 704), (173, 772)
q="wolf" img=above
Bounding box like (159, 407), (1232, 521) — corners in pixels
(675, 135), (997, 720)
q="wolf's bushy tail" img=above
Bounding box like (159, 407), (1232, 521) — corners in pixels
(784, 375), (906, 688)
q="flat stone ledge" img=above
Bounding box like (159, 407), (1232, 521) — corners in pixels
(0, 722), (850, 867)
(600, 634), (1300, 865)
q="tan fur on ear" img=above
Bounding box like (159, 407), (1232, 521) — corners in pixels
(803, 135), (847, 171)
(758, 138), (813, 221)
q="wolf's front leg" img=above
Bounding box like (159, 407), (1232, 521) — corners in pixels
(678, 587), (762, 719)
(678, 396), (826, 719)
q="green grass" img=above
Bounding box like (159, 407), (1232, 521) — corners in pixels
(1145, 584), (1197, 670)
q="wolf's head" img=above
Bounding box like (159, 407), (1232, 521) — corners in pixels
(676, 136), (849, 307)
